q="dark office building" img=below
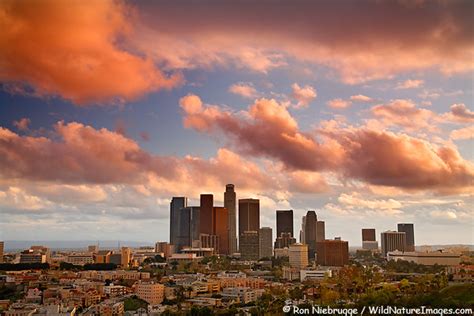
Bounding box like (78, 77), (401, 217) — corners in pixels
(200, 194), (214, 235)
(274, 232), (296, 249)
(316, 221), (325, 242)
(362, 228), (376, 241)
(224, 184), (238, 254)
(170, 197), (187, 245)
(214, 207), (229, 255)
(303, 211), (317, 259)
(276, 210), (294, 237)
(238, 199), (260, 239)
(176, 206), (200, 250)
(398, 223), (415, 251)
(240, 231), (259, 261)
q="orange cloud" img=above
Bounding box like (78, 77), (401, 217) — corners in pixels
(0, 0), (182, 105)
(350, 95), (373, 103)
(291, 83), (317, 108)
(327, 98), (352, 109)
(228, 82), (258, 99)
(395, 79), (424, 89)
(13, 118), (31, 131)
(181, 94), (474, 193)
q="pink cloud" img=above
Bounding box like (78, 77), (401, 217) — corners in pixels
(395, 79), (424, 89)
(327, 98), (352, 109)
(291, 83), (317, 108)
(350, 95), (373, 103)
(13, 118), (31, 131)
(448, 104), (474, 123)
(181, 94), (474, 193)
(228, 82), (258, 99)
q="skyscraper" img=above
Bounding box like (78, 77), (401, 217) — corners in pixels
(238, 199), (260, 241)
(381, 231), (406, 257)
(224, 184), (238, 254)
(398, 223), (415, 251)
(316, 239), (349, 267)
(200, 194), (214, 235)
(259, 227), (273, 259)
(303, 211), (317, 259)
(276, 210), (294, 237)
(170, 197), (187, 245)
(316, 221), (325, 242)
(240, 231), (259, 260)
(214, 207), (229, 255)
(362, 228), (378, 250)
(274, 232), (296, 249)
(177, 206), (200, 250)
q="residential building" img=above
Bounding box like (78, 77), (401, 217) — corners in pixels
(136, 282), (165, 305)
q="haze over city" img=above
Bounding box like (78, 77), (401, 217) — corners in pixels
(0, 0), (473, 247)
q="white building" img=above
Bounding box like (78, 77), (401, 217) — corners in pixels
(387, 251), (461, 266)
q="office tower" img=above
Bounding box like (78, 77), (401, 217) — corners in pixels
(381, 231), (406, 257)
(316, 221), (325, 242)
(274, 232), (297, 249)
(240, 231), (259, 260)
(276, 210), (294, 237)
(303, 211), (317, 259)
(0, 241), (3, 263)
(225, 184), (238, 254)
(177, 206), (200, 250)
(214, 207), (229, 255)
(238, 199), (260, 247)
(300, 216), (306, 244)
(121, 247), (131, 268)
(398, 223), (415, 251)
(362, 228), (378, 250)
(316, 239), (349, 267)
(200, 234), (220, 254)
(200, 194), (214, 235)
(259, 227), (273, 259)
(170, 197), (188, 245)
(289, 243), (309, 269)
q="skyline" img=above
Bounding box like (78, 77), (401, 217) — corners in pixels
(0, 0), (473, 246)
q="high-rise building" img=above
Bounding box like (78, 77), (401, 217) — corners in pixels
(238, 199), (260, 248)
(362, 228), (378, 250)
(200, 234), (220, 255)
(274, 232), (296, 249)
(316, 239), (349, 267)
(200, 194), (214, 235)
(155, 242), (175, 258)
(177, 206), (200, 250)
(381, 231), (406, 257)
(289, 243), (309, 269)
(214, 206), (229, 255)
(170, 197), (188, 245)
(276, 210), (294, 237)
(121, 247), (131, 268)
(316, 221), (325, 242)
(259, 227), (273, 259)
(0, 241), (4, 263)
(240, 231), (259, 261)
(225, 184), (238, 254)
(300, 216), (306, 244)
(398, 223), (415, 252)
(303, 211), (317, 259)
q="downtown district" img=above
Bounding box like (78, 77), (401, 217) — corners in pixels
(0, 184), (472, 315)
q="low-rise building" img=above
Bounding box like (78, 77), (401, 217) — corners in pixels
(135, 282), (164, 305)
(387, 251), (461, 266)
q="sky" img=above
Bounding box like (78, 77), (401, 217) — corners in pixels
(0, 0), (473, 247)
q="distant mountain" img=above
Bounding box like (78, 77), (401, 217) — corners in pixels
(3, 240), (155, 251)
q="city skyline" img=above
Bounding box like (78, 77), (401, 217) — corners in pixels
(0, 0), (473, 247)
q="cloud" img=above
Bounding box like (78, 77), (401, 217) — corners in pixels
(229, 82), (258, 99)
(370, 99), (436, 131)
(450, 126), (474, 140)
(448, 104), (474, 123)
(327, 98), (352, 109)
(395, 79), (424, 89)
(131, 1), (473, 83)
(181, 94), (474, 193)
(291, 83), (317, 108)
(350, 95), (373, 103)
(13, 118), (31, 131)
(0, 0), (182, 105)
